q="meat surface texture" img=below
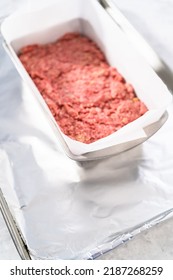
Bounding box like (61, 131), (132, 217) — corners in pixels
(19, 33), (148, 144)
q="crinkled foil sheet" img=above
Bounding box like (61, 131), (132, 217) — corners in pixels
(1, 35), (173, 260)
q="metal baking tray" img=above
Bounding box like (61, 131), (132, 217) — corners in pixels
(0, 1), (173, 259)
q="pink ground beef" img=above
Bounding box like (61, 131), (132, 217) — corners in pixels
(19, 33), (148, 144)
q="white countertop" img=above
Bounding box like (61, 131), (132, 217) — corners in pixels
(0, 0), (173, 260)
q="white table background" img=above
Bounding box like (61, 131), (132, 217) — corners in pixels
(0, 0), (173, 259)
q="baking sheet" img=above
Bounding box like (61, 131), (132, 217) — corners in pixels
(1, 33), (173, 259)
(1, 0), (171, 156)
(1, 0), (173, 259)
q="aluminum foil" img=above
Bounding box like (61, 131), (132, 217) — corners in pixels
(1, 25), (173, 259)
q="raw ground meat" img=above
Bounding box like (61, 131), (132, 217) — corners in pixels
(19, 32), (148, 144)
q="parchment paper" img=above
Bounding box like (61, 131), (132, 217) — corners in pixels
(1, 0), (172, 155)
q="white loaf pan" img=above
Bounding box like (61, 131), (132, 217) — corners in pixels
(1, 0), (172, 161)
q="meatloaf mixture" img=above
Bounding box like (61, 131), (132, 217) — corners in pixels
(19, 32), (148, 144)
